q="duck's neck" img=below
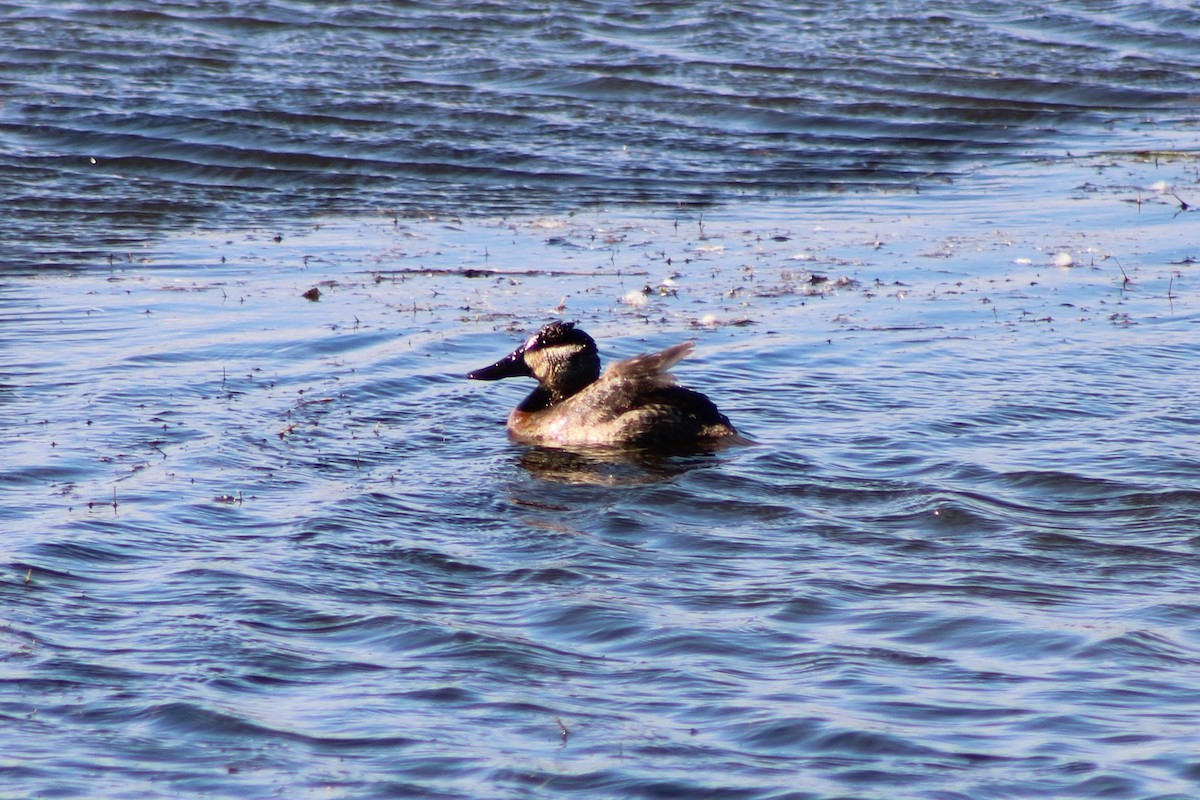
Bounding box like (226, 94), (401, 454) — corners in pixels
(517, 387), (554, 412)
(521, 378), (594, 409)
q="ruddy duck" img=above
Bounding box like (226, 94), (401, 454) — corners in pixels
(467, 321), (739, 447)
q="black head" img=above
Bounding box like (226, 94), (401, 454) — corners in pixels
(467, 322), (601, 401)
(524, 321), (596, 353)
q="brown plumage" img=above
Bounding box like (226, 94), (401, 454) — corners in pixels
(467, 322), (739, 447)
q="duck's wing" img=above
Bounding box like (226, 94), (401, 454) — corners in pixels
(602, 341), (693, 382)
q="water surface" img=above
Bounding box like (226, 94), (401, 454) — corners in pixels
(3, 148), (1200, 797)
(3, 1), (1200, 797)
(1, 0), (1197, 267)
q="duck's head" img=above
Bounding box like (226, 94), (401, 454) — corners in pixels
(468, 321), (601, 402)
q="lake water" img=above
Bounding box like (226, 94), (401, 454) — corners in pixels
(3, 2), (1200, 799)
(4, 0), (1198, 266)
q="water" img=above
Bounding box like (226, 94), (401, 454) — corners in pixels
(3, 1), (1200, 798)
(2, 0), (1197, 266)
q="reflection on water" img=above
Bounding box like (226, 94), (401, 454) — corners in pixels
(514, 442), (737, 487)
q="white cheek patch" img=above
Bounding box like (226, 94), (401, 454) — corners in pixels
(547, 343), (584, 364)
(526, 343), (583, 377)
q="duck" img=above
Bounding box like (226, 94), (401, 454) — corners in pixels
(467, 321), (740, 447)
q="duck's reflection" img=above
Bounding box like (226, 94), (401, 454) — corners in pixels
(514, 440), (735, 486)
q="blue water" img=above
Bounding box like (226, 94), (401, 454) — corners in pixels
(3, 2), (1200, 798)
(2, 0), (1197, 267)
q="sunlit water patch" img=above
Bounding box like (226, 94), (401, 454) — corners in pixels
(3, 154), (1200, 798)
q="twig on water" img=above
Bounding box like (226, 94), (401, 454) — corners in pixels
(363, 267), (647, 279)
(1113, 258), (1133, 288)
(556, 717), (570, 745)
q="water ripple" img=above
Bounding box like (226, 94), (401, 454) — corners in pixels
(3, 48), (1200, 800)
(3, 0), (1199, 264)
